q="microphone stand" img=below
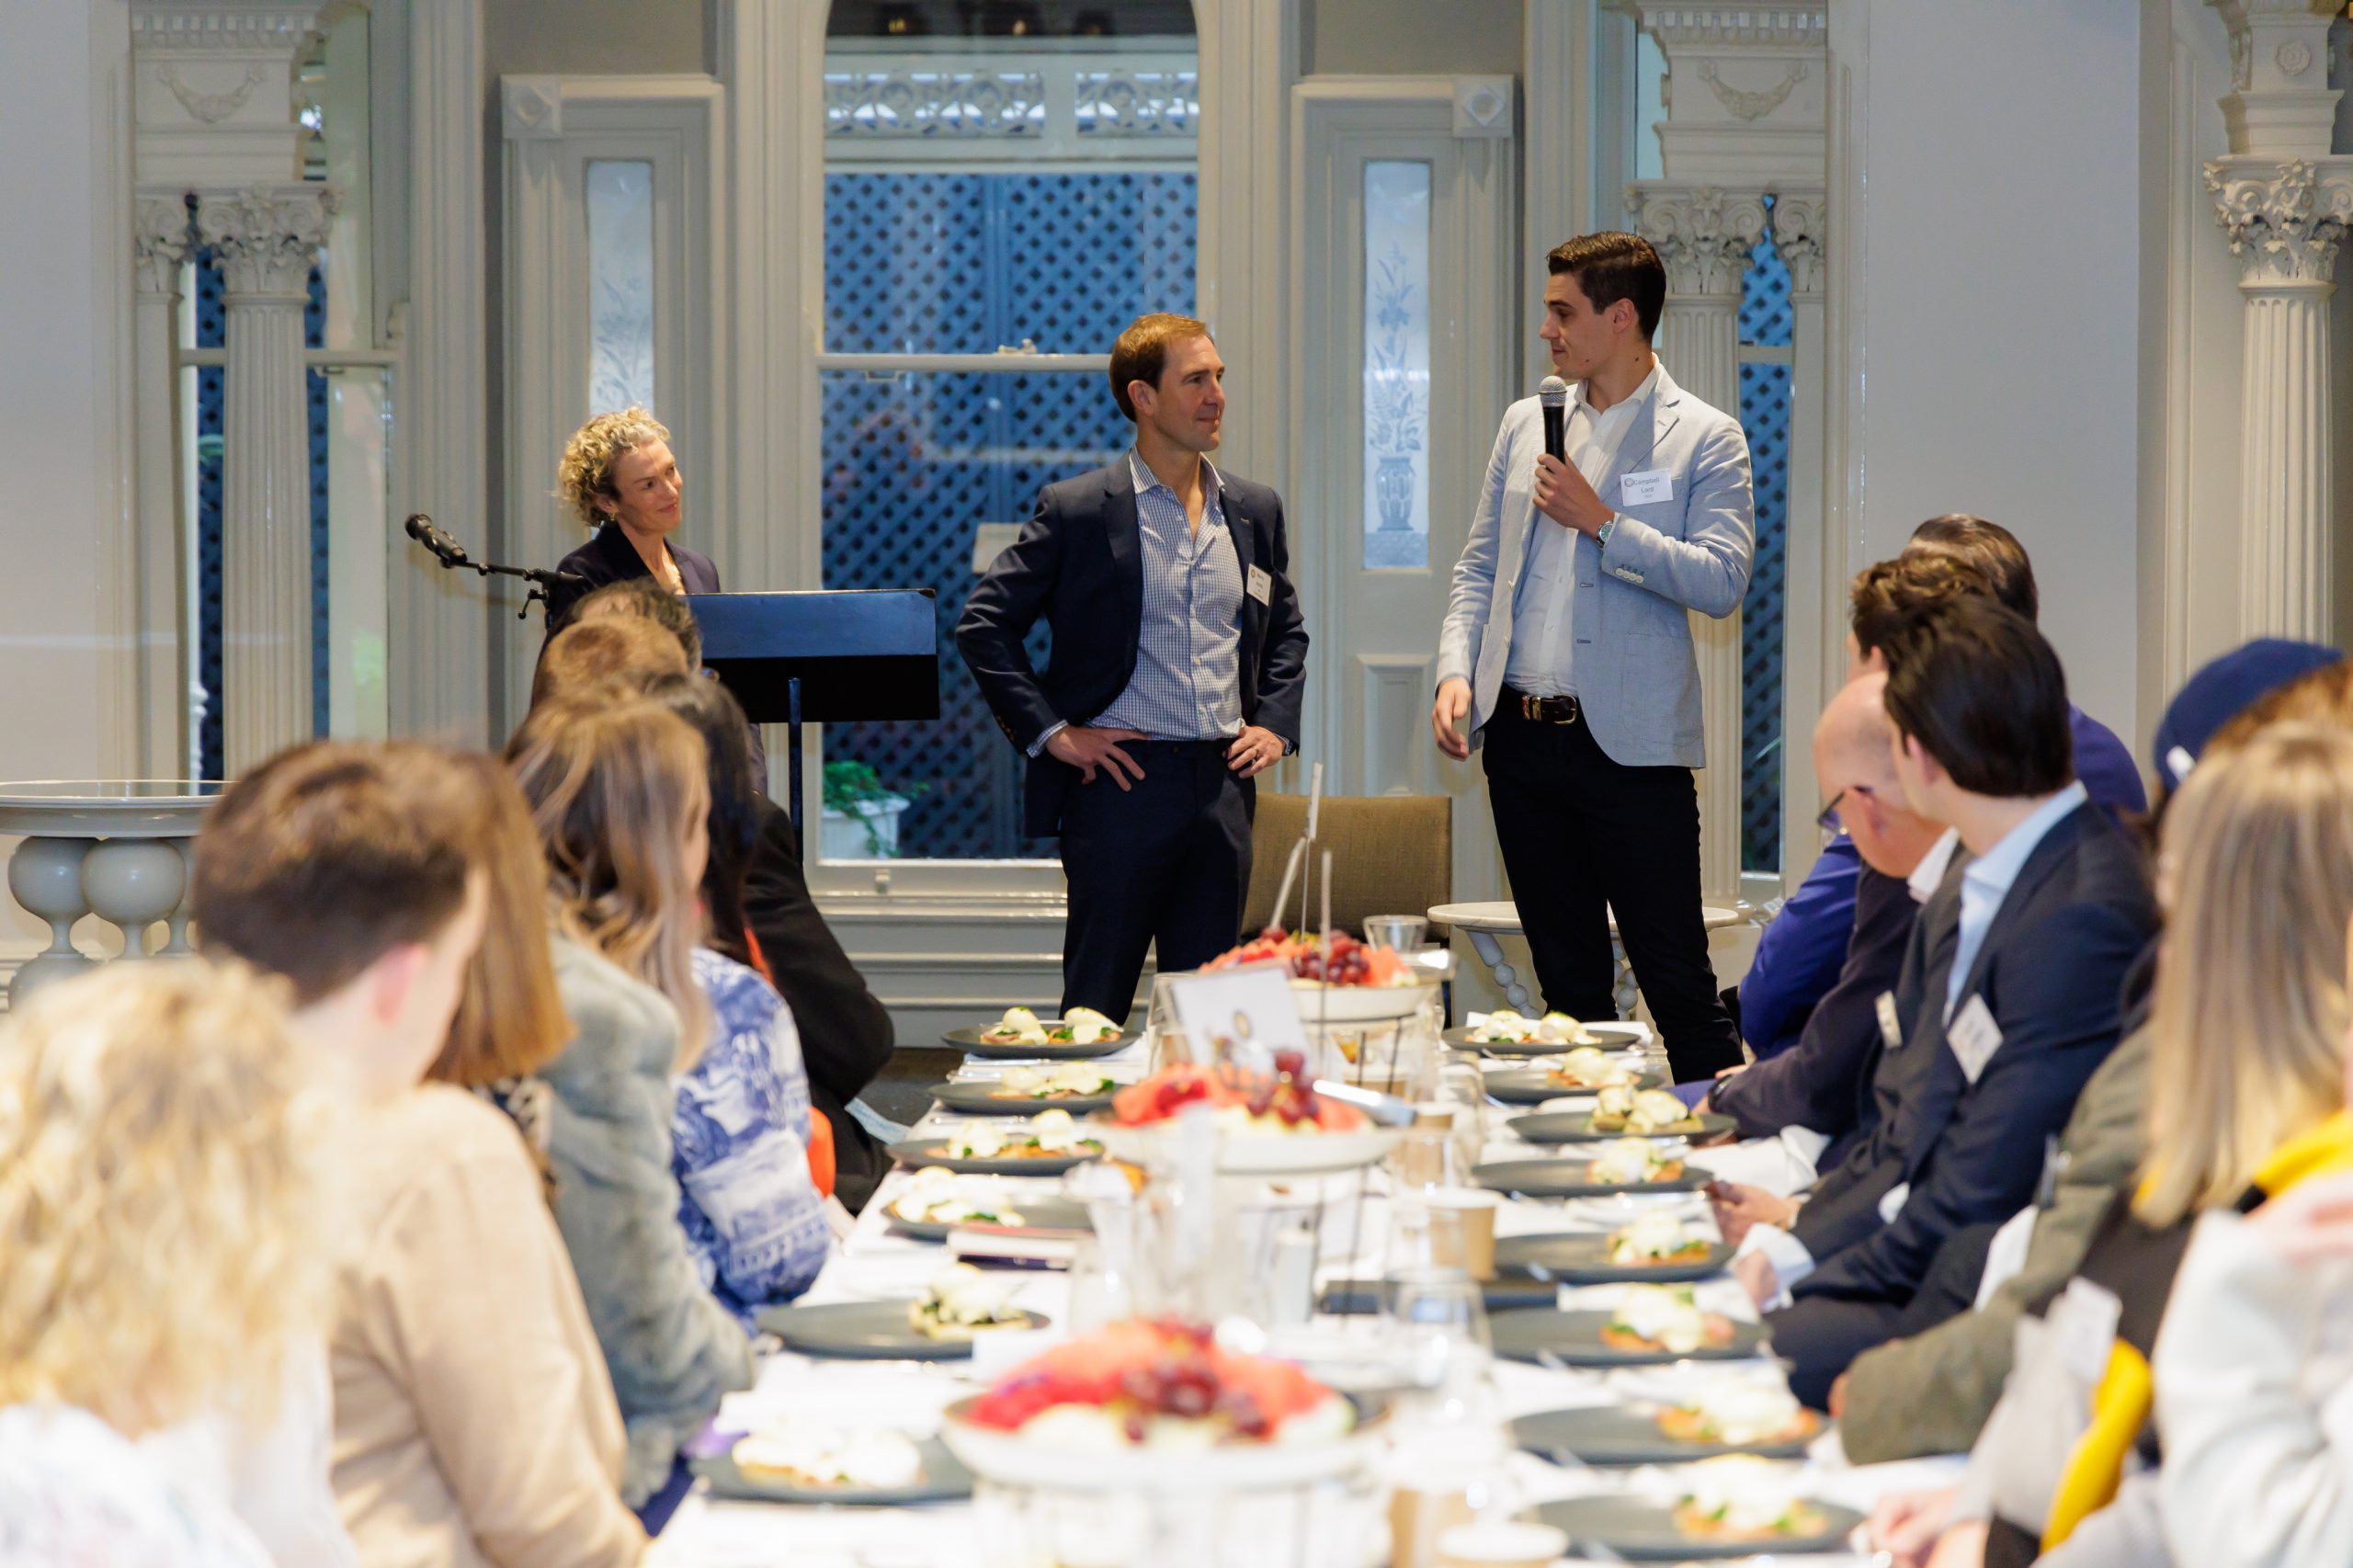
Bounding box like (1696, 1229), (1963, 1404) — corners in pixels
(407, 517), (585, 620)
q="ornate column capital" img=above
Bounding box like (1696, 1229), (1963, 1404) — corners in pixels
(1625, 183), (1768, 297)
(196, 184), (339, 299)
(1769, 189), (1825, 296)
(133, 194), (194, 296)
(2206, 155), (2353, 288)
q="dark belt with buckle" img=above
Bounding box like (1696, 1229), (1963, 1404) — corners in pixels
(1502, 686), (1582, 725)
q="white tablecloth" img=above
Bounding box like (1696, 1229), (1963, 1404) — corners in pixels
(648, 1033), (1963, 1566)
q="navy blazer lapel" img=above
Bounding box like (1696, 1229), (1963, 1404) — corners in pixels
(1945, 804), (2093, 1017)
(1103, 465), (1142, 651)
(1221, 480), (1264, 652)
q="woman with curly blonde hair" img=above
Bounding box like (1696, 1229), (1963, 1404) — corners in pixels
(506, 694), (753, 1504)
(0, 961), (323, 1563)
(546, 406), (724, 630)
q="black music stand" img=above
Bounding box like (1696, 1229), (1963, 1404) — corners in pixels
(685, 590), (940, 835)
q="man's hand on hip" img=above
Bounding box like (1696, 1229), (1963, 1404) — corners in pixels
(1226, 725), (1285, 779)
(1532, 452), (1611, 538)
(1047, 724), (1147, 789)
(1431, 678), (1473, 760)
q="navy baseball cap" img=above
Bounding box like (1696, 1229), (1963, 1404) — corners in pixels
(2151, 638), (2342, 790)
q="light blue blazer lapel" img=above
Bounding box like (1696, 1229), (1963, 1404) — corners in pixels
(1593, 370), (1681, 513)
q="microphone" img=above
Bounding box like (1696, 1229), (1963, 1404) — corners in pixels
(404, 513), (469, 567)
(1539, 376), (1569, 463)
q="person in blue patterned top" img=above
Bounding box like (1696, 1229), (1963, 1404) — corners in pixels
(676, 947), (832, 1324)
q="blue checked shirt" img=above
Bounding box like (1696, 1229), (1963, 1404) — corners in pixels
(1031, 450), (1245, 752)
(675, 948), (832, 1327)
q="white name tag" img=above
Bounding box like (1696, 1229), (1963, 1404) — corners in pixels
(2052, 1277), (2123, 1384)
(1620, 468), (1673, 506)
(1875, 991), (1904, 1050)
(1245, 564), (1273, 606)
(1949, 994), (2004, 1084)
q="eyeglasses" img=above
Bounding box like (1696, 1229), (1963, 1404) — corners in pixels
(1817, 784), (1874, 844)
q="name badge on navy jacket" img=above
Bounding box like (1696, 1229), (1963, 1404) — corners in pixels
(1620, 469), (1673, 506)
(1949, 994), (2004, 1084)
(1875, 991), (1903, 1050)
(1245, 564), (1273, 606)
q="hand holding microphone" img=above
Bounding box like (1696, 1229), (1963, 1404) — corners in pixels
(1530, 376), (1610, 538)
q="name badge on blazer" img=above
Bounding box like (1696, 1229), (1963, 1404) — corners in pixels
(1949, 994), (2004, 1085)
(1620, 469), (1673, 506)
(1875, 991), (1903, 1050)
(1245, 564), (1273, 606)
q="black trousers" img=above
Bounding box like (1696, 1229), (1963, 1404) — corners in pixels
(1767, 1219), (2004, 1410)
(1483, 697), (1740, 1081)
(1059, 740), (1254, 1025)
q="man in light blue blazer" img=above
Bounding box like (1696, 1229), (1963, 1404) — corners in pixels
(1433, 232), (1755, 1079)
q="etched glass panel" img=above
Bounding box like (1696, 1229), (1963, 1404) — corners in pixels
(1362, 159), (1430, 571)
(585, 159), (655, 413)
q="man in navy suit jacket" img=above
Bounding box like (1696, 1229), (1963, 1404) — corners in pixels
(1720, 597), (2157, 1409)
(957, 315), (1309, 1020)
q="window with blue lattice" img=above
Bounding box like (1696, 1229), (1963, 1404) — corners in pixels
(1737, 196), (1793, 876)
(821, 5), (1199, 862)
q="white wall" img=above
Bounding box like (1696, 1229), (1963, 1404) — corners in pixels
(0, 0), (123, 787)
(1846, 0), (2147, 744)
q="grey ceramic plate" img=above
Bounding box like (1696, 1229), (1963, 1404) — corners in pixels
(1443, 1023), (1648, 1057)
(1511, 1404), (1825, 1467)
(885, 1195), (1094, 1244)
(1317, 1274), (1555, 1316)
(928, 1080), (1121, 1118)
(1528, 1494), (1862, 1559)
(1482, 1066), (1668, 1105)
(944, 1025), (1135, 1060)
(690, 1435), (975, 1506)
(1506, 1110), (1734, 1145)
(1487, 1307), (1769, 1367)
(1472, 1158), (1706, 1200)
(1493, 1232), (1734, 1285)
(884, 1138), (1103, 1177)
(754, 1299), (1051, 1360)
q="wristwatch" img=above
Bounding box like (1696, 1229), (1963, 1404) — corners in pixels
(1595, 516), (1618, 550)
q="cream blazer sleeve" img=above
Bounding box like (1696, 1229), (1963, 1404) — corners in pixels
(353, 1121), (646, 1568)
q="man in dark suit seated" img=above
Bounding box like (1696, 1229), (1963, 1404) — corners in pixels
(1713, 597), (2157, 1408)
(1701, 670), (1947, 1159)
(957, 313), (1310, 1021)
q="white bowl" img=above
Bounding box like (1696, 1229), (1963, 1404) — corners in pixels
(1090, 1119), (1404, 1176)
(1288, 979), (1439, 1024)
(938, 1394), (1381, 1493)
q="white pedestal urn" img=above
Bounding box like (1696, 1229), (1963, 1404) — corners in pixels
(0, 782), (226, 1006)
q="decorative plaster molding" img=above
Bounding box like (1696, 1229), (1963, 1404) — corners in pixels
(156, 60), (266, 123)
(196, 184), (340, 297)
(1698, 60), (1805, 120)
(2207, 155), (2353, 285)
(133, 195), (194, 295)
(1770, 189), (1825, 295)
(130, 3), (319, 52)
(1640, 4), (1825, 49)
(824, 69), (1046, 139)
(1453, 75), (1514, 139)
(1625, 183), (1767, 295)
(502, 75), (563, 141)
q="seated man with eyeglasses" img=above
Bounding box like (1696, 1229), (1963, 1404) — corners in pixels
(1699, 672), (1949, 1162)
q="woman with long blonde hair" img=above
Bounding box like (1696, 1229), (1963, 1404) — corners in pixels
(0, 962), (324, 1562)
(505, 694), (751, 1507)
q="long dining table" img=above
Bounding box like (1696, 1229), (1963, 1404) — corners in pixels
(646, 1025), (1961, 1567)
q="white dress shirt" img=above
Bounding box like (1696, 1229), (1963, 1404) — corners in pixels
(1501, 360), (1660, 698)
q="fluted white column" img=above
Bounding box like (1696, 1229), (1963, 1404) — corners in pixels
(132, 195), (193, 778)
(2207, 156), (2351, 642)
(1628, 184), (1764, 902)
(198, 184), (339, 772)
